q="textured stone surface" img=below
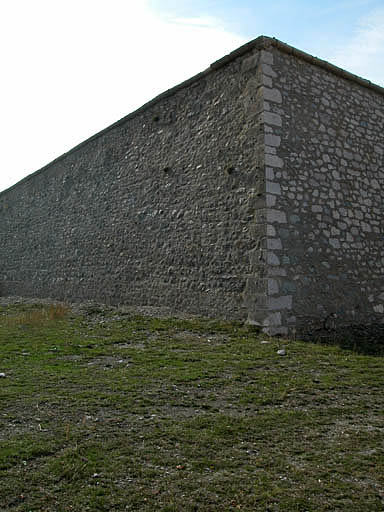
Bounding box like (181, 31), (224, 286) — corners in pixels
(262, 44), (384, 333)
(0, 35), (383, 335)
(0, 48), (266, 320)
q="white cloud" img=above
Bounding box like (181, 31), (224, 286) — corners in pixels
(331, 8), (384, 85)
(0, 1), (245, 192)
(171, 16), (227, 29)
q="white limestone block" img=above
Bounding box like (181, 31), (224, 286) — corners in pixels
(267, 209), (287, 223)
(265, 154), (283, 168)
(263, 111), (282, 127)
(264, 87), (282, 104)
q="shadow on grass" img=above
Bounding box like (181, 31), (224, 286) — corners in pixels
(302, 324), (384, 356)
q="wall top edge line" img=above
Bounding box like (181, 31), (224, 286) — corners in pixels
(1, 35), (383, 198)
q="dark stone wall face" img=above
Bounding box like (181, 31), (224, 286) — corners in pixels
(0, 51), (265, 319)
(263, 48), (384, 333)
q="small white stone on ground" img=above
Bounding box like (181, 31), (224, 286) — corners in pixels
(277, 349), (286, 356)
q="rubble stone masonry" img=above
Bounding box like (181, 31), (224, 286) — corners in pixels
(257, 42), (384, 334)
(0, 37), (383, 335)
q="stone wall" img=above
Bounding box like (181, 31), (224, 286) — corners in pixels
(0, 43), (266, 320)
(258, 43), (384, 334)
(0, 36), (383, 334)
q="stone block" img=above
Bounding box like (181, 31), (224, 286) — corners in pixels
(268, 278), (279, 295)
(263, 111), (282, 126)
(266, 181), (281, 195)
(265, 134), (281, 147)
(264, 87), (282, 104)
(262, 75), (273, 87)
(260, 50), (274, 65)
(265, 154), (283, 168)
(267, 210), (287, 223)
(261, 63), (278, 78)
(267, 238), (282, 250)
(267, 252), (280, 266)
(262, 311), (282, 326)
(241, 54), (259, 73)
(269, 295), (293, 310)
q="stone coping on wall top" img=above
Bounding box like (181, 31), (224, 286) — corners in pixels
(1, 35), (383, 198)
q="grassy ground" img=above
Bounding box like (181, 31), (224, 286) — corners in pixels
(0, 301), (383, 511)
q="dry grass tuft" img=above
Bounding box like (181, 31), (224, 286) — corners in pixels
(3, 303), (69, 327)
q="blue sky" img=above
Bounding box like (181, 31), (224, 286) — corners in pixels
(151, 0), (383, 55)
(150, 0), (384, 78)
(0, 0), (383, 192)
(151, 0), (378, 42)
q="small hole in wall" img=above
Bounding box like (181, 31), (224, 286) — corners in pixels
(163, 167), (171, 173)
(153, 115), (160, 122)
(226, 166), (235, 175)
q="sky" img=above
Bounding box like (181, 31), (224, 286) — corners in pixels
(1, 0), (383, 193)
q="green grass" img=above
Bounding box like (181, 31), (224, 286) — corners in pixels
(0, 303), (383, 511)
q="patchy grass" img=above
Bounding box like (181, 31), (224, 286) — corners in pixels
(0, 302), (383, 511)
